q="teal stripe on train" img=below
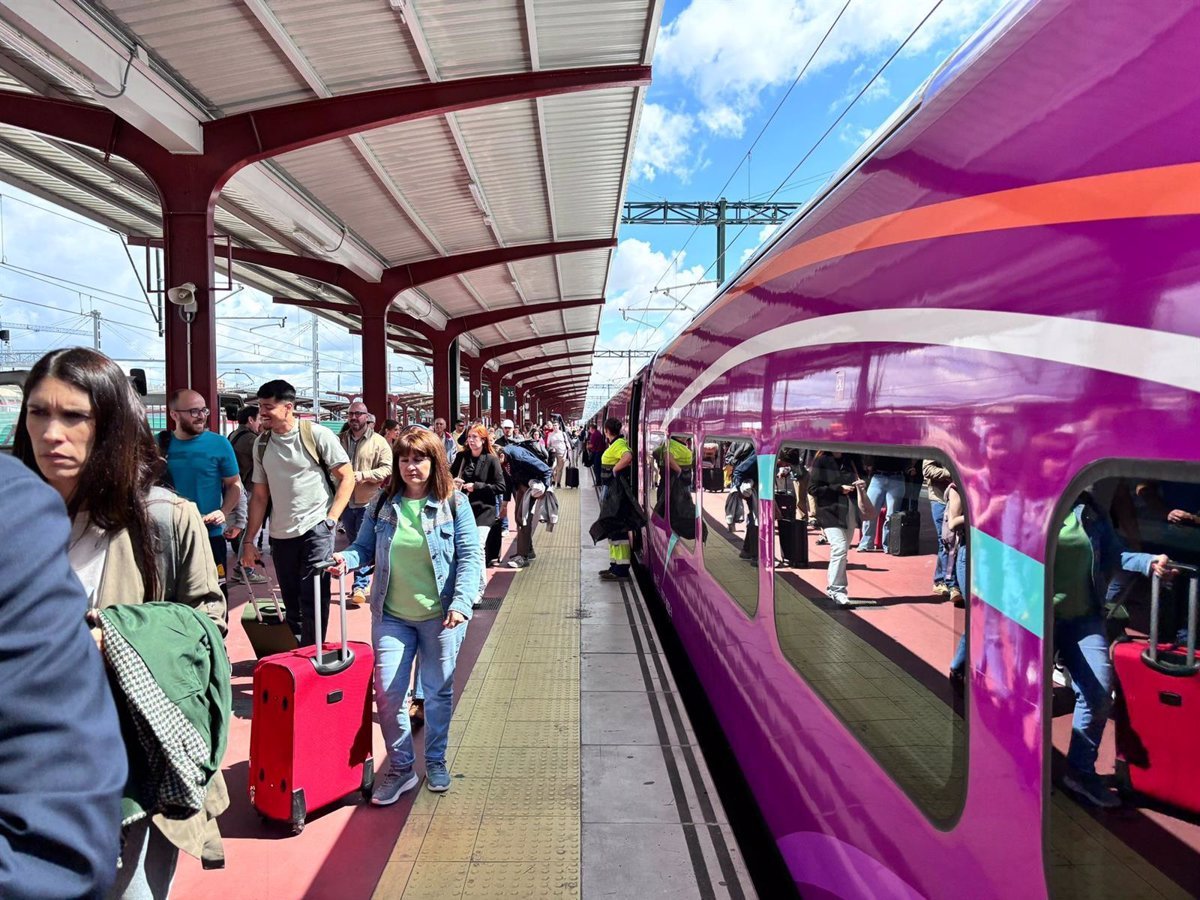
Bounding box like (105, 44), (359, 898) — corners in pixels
(757, 454), (775, 491)
(970, 527), (1045, 639)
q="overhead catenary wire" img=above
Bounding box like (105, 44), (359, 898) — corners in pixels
(644, 0), (854, 299)
(632, 0), (947, 353)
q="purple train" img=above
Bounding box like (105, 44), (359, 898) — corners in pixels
(596, 2), (1200, 897)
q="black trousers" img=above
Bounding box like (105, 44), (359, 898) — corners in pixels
(270, 521), (335, 647)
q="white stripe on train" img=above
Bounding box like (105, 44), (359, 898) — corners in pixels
(662, 308), (1200, 421)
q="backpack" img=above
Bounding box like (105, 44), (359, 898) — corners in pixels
(155, 430), (175, 489)
(515, 438), (549, 464)
(254, 419), (336, 496)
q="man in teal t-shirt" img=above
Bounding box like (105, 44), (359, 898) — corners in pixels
(163, 390), (242, 583)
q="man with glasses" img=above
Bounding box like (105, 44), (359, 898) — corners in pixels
(431, 417), (457, 465)
(337, 400), (393, 605)
(162, 389), (242, 587)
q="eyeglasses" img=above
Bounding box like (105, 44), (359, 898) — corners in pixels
(179, 407), (210, 418)
(348, 411), (368, 418)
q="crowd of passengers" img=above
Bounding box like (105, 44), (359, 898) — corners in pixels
(0, 346), (591, 898)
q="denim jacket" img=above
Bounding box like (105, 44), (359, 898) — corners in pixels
(1066, 499), (1155, 619)
(340, 489), (482, 624)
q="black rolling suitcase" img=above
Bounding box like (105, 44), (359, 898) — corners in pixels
(702, 467), (724, 492)
(777, 519), (808, 568)
(774, 490), (797, 520)
(485, 519), (504, 565)
(565, 466), (580, 488)
(240, 569), (299, 659)
(886, 511), (921, 556)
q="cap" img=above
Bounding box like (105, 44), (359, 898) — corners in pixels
(501, 419), (514, 428)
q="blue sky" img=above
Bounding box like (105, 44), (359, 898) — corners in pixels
(0, 0), (1006, 410)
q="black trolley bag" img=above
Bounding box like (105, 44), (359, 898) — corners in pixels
(886, 510), (921, 556)
(565, 465), (580, 488)
(240, 569), (299, 659)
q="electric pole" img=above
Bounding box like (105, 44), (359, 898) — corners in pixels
(311, 312), (321, 420)
(622, 199), (801, 284)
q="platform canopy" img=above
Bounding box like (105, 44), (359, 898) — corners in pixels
(0, 0), (663, 420)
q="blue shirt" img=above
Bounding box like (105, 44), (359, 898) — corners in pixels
(164, 431), (239, 537)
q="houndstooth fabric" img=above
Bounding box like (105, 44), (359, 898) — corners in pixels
(100, 618), (210, 825)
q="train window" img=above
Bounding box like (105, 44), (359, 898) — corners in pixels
(772, 444), (967, 824)
(646, 431), (665, 524)
(660, 433), (697, 552)
(700, 437), (759, 617)
(1046, 466), (1200, 900)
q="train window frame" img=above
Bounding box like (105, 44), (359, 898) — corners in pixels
(666, 432), (698, 555)
(771, 439), (971, 830)
(700, 435), (760, 619)
(1040, 456), (1200, 900)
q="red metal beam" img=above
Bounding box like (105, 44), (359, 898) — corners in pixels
(205, 66), (651, 173)
(272, 296), (358, 314)
(477, 330), (598, 365)
(495, 351), (583, 376)
(442, 297), (605, 340)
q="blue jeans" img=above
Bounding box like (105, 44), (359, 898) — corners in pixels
(931, 500), (951, 586)
(339, 505), (372, 593)
(1053, 613), (1112, 776)
(858, 474), (907, 550)
(950, 542), (969, 674)
(374, 612), (466, 769)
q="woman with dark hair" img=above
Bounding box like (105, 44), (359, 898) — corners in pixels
(450, 424), (506, 603)
(330, 427), (481, 804)
(14, 347), (227, 898)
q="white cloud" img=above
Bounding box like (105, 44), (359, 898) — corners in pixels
(656, 0), (1005, 137)
(632, 102), (701, 182)
(589, 238), (723, 396)
(738, 223), (781, 265)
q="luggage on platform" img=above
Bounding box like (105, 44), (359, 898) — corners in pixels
(249, 572), (374, 833)
(565, 466), (580, 488)
(724, 491), (745, 525)
(886, 510), (921, 556)
(240, 570), (299, 659)
(1113, 563), (1200, 813)
(774, 490), (797, 521)
(777, 518), (808, 568)
(702, 466), (724, 492)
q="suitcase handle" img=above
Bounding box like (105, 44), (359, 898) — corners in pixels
(1143, 561), (1199, 676)
(241, 567), (286, 624)
(311, 565), (355, 676)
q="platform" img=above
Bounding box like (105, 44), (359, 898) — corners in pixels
(174, 485), (754, 899)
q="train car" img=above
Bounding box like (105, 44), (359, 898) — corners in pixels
(608, 1), (1200, 897)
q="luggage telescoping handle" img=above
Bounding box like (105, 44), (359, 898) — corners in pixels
(241, 567), (285, 624)
(1145, 560), (1199, 675)
(311, 563), (354, 675)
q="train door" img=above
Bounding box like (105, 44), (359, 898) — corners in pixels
(629, 378), (645, 559)
(1043, 461), (1200, 900)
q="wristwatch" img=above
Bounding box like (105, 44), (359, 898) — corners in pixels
(324, 517), (336, 529)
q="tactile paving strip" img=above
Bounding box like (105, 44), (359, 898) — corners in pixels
(373, 490), (583, 899)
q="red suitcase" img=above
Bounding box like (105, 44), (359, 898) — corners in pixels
(249, 572), (374, 833)
(1112, 562), (1200, 813)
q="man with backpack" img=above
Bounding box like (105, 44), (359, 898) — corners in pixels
(241, 380), (354, 647)
(497, 442), (553, 569)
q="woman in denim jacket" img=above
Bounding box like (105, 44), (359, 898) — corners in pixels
(331, 428), (482, 804)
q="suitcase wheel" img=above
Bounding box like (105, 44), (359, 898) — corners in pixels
(361, 757), (375, 801)
(290, 789), (306, 835)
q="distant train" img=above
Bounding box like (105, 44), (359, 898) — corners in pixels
(595, 2), (1200, 897)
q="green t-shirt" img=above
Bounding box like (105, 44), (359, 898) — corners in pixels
(384, 498), (442, 622)
(1053, 511), (1095, 621)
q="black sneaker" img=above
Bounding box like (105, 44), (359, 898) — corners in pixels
(599, 570), (629, 581)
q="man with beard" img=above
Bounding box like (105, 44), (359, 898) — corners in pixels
(161, 389), (242, 584)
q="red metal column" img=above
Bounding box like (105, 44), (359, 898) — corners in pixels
(429, 335), (453, 425)
(490, 376), (503, 427)
(359, 310), (389, 422)
(464, 355), (486, 421)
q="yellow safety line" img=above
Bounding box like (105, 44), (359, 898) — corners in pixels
(374, 490), (582, 899)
